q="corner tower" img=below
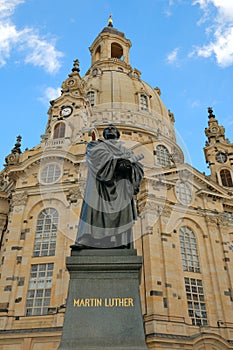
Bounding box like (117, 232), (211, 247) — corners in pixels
(204, 107), (233, 189)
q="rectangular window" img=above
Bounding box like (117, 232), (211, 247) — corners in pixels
(26, 263), (53, 316)
(87, 91), (95, 107)
(139, 94), (148, 111)
(184, 277), (208, 326)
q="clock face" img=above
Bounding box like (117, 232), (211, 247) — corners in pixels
(216, 152), (227, 163)
(61, 106), (73, 117)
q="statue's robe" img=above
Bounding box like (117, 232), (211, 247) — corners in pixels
(75, 139), (144, 248)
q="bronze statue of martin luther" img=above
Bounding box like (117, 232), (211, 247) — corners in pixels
(75, 125), (144, 249)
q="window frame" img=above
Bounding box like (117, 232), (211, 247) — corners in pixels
(220, 168), (233, 187)
(139, 94), (149, 111)
(184, 277), (208, 326)
(33, 208), (58, 257)
(87, 91), (95, 107)
(156, 145), (170, 167)
(39, 163), (62, 185)
(26, 263), (54, 316)
(175, 181), (192, 205)
(179, 226), (200, 273)
(53, 122), (65, 139)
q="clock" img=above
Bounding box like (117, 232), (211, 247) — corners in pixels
(216, 152), (227, 163)
(60, 106), (73, 117)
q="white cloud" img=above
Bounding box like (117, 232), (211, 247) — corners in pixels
(191, 100), (201, 108)
(23, 33), (63, 73)
(0, 22), (21, 66)
(192, 0), (233, 67)
(38, 86), (61, 105)
(166, 48), (179, 64)
(0, 0), (25, 19)
(193, 0), (209, 9)
(45, 87), (61, 101)
(0, 0), (63, 73)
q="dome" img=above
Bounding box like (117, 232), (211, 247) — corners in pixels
(83, 26), (176, 142)
(54, 25), (183, 166)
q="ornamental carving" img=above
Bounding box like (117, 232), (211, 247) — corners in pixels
(179, 169), (190, 181)
(66, 187), (82, 204)
(11, 191), (28, 207)
(61, 60), (87, 96)
(5, 136), (22, 166)
(218, 215), (233, 227)
(162, 206), (172, 218)
(143, 201), (159, 212)
(205, 215), (218, 224)
(0, 174), (9, 191)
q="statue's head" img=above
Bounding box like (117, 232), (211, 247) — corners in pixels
(103, 125), (120, 140)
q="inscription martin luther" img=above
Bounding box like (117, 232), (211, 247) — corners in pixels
(73, 297), (135, 308)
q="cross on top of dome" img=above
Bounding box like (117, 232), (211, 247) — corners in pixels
(108, 14), (113, 27)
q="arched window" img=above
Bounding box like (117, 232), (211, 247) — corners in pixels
(33, 208), (58, 257)
(179, 226), (200, 273)
(175, 182), (192, 205)
(92, 68), (98, 76)
(111, 42), (123, 59)
(139, 94), (148, 111)
(220, 169), (233, 187)
(156, 145), (170, 166)
(87, 91), (95, 107)
(95, 45), (101, 61)
(54, 122), (65, 139)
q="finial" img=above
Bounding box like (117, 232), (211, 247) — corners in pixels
(11, 135), (22, 154)
(208, 106), (215, 119)
(5, 135), (22, 166)
(108, 14), (113, 27)
(72, 59), (80, 73)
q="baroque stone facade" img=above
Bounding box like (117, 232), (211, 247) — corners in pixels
(1, 24), (233, 350)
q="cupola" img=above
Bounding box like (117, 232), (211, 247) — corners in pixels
(89, 17), (132, 67)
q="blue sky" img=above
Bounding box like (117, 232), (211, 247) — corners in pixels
(1, 0), (233, 173)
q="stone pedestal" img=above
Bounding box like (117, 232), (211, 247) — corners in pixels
(58, 248), (148, 350)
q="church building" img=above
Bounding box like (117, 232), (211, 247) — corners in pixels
(1, 20), (233, 350)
